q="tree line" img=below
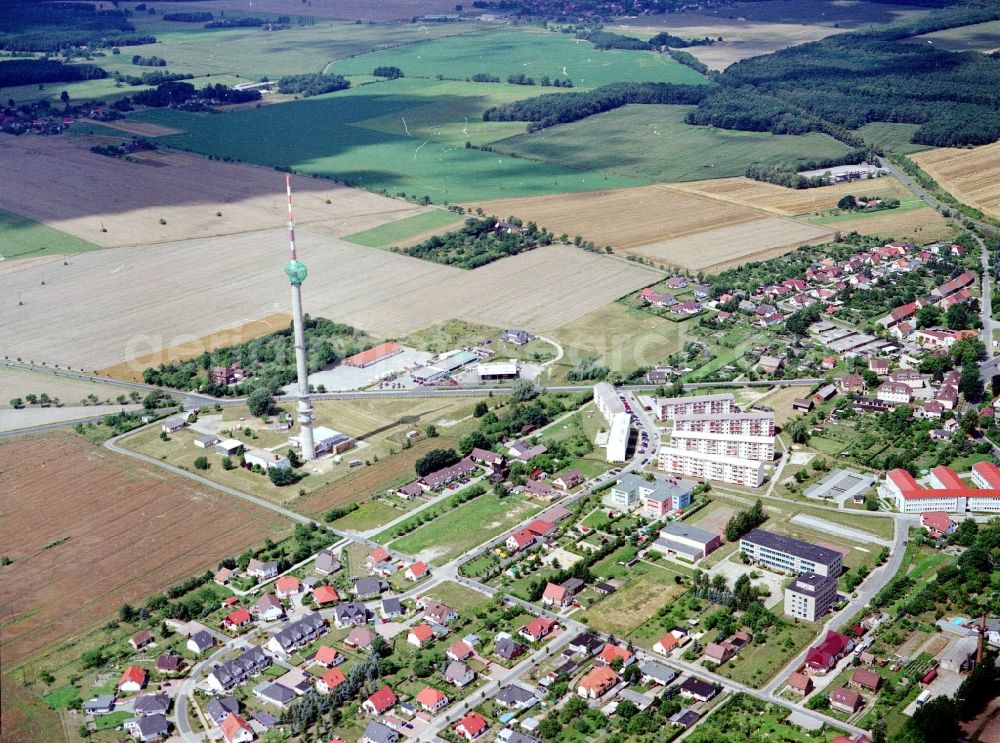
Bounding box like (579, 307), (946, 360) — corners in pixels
(277, 73), (350, 97)
(482, 81), (711, 132)
(162, 11), (213, 22)
(0, 59), (107, 87)
(744, 148), (879, 189)
(0, 1), (153, 52)
(130, 80), (261, 108)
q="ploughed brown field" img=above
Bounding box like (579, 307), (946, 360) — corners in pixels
(0, 434), (289, 664)
(0, 135), (427, 249)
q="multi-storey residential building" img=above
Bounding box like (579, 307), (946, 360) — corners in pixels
(672, 411), (775, 437)
(667, 429), (775, 461)
(784, 572), (839, 621)
(656, 393), (735, 421)
(593, 383), (625, 424)
(739, 529), (842, 577)
(659, 447), (764, 488)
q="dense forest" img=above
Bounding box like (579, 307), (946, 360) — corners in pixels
(400, 216), (553, 269)
(482, 81), (711, 132)
(0, 59), (107, 87)
(693, 6), (1000, 147)
(142, 317), (371, 395)
(161, 11), (213, 22)
(0, 1), (152, 52)
(277, 73), (350, 97)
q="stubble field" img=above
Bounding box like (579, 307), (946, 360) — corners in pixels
(626, 216), (834, 272)
(673, 175), (913, 215)
(0, 228), (653, 370)
(0, 434), (289, 664)
(465, 185), (765, 250)
(0, 136), (428, 250)
(911, 142), (1000, 219)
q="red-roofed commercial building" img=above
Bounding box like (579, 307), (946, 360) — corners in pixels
(524, 519), (556, 537)
(344, 341), (404, 368)
(881, 466), (1000, 514)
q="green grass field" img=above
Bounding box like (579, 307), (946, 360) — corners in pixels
(0, 208), (101, 260)
(134, 77), (643, 202)
(344, 209), (464, 247)
(492, 104), (854, 183)
(856, 122), (933, 155)
(325, 28), (710, 89)
(908, 20), (1000, 53)
(388, 493), (541, 562)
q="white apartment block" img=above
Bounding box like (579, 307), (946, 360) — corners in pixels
(656, 393), (735, 421)
(607, 412), (631, 464)
(658, 446), (764, 488)
(668, 429), (775, 462)
(594, 382), (626, 424)
(672, 411), (775, 437)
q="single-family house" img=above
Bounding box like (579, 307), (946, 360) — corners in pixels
(119, 666), (147, 694)
(577, 666), (619, 699)
(332, 602), (368, 629)
(380, 597), (405, 620)
(493, 637), (526, 661)
(415, 686), (449, 713)
(851, 669), (882, 692)
(132, 693), (171, 717)
(639, 662), (676, 686)
(405, 561), (429, 581)
(313, 645), (344, 668)
(445, 661), (475, 688)
(275, 576), (301, 599)
(345, 626), (374, 650)
(447, 641), (474, 662)
(678, 677), (719, 702)
(205, 697), (240, 726)
(830, 687), (863, 714)
(246, 559), (279, 580)
(553, 469), (585, 491)
(313, 585), (340, 606)
(653, 633), (678, 656)
(455, 712), (489, 741)
(518, 616), (557, 643)
(422, 600), (459, 625)
(124, 713), (170, 742)
(315, 550), (342, 576)
(598, 643), (634, 667)
(220, 713), (255, 743)
(187, 630), (215, 655)
(787, 672), (813, 696)
(361, 721), (399, 743)
(408, 623), (435, 649)
(253, 594), (285, 622)
(363, 686), (398, 716)
(317, 668), (347, 694)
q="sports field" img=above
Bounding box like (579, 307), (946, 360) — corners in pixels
(325, 28), (710, 89)
(674, 175), (912, 216)
(912, 141), (1000, 219)
(138, 78), (644, 203)
(492, 105), (852, 184)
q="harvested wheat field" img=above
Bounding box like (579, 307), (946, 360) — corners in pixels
(0, 434), (290, 663)
(912, 142), (1000, 219)
(0, 229), (652, 370)
(98, 312), (292, 381)
(465, 185), (764, 250)
(0, 135), (428, 248)
(674, 176), (912, 216)
(822, 205), (955, 243)
(612, 15), (844, 70)
(628, 217), (834, 272)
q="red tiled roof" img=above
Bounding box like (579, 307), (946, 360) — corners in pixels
(525, 519), (555, 536)
(321, 667), (346, 690)
(366, 686), (397, 713)
(119, 665), (146, 686)
(410, 623), (434, 643)
(221, 713), (254, 742)
(416, 687), (448, 708)
(315, 645), (339, 665)
(225, 608), (252, 625)
(369, 546), (390, 562)
(408, 561), (428, 577)
(313, 585), (340, 605)
(344, 341), (402, 366)
(456, 712), (488, 737)
(276, 576), (300, 593)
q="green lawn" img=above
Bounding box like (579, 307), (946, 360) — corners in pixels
(134, 78), (644, 203)
(388, 493), (541, 563)
(423, 581), (492, 612)
(42, 685), (79, 710)
(325, 28), (710, 90)
(329, 500), (410, 532)
(492, 104), (854, 184)
(93, 711), (131, 730)
(344, 209), (464, 247)
(806, 197), (927, 226)
(0, 208), (101, 260)
(907, 20), (1000, 53)
(715, 622), (820, 688)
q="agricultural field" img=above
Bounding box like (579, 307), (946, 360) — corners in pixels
(344, 209), (465, 247)
(387, 493), (542, 563)
(0, 225), (651, 371)
(0, 208), (100, 261)
(805, 202), (956, 244)
(135, 77), (644, 203)
(0, 433), (289, 665)
(465, 185), (765, 254)
(856, 123), (933, 155)
(324, 28), (710, 89)
(674, 175), (912, 216)
(912, 142), (1000, 219)
(551, 302), (699, 374)
(491, 105), (853, 184)
(627, 217), (834, 272)
(698, 0), (932, 27)
(0, 135), (425, 249)
(907, 20), (1000, 53)
(167, 0), (467, 22)
(611, 14), (844, 71)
